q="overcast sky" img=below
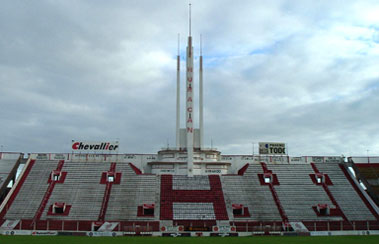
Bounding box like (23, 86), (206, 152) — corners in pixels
(1, 0), (379, 156)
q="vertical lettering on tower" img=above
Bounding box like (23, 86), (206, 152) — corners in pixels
(186, 38), (194, 135)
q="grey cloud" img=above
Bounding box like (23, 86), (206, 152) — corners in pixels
(1, 0), (378, 157)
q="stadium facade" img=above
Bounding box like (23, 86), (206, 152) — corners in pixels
(0, 5), (378, 237)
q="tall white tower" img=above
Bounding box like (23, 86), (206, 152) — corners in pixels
(176, 34), (180, 149)
(174, 4), (205, 176)
(199, 35), (204, 149)
(186, 3), (194, 177)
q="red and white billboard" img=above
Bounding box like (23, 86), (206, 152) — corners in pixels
(71, 141), (119, 152)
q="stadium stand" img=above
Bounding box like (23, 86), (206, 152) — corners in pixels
(0, 156), (378, 233)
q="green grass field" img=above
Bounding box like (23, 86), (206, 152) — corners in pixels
(0, 235), (378, 244)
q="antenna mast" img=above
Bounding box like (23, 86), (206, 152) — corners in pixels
(176, 33), (180, 149)
(189, 3), (192, 36)
(199, 34), (204, 149)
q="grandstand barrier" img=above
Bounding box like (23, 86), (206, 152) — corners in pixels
(228, 221), (379, 232)
(303, 220), (379, 231)
(172, 220), (217, 231)
(230, 221), (284, 232)
(1, 220), (378, 234)
(5, 220), (160, 232)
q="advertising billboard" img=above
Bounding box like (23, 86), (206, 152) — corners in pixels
(259, 142), (286, 155)
(71, 141), (119, 152)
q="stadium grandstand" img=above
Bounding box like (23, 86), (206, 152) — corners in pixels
(0, 153), (378, 236)
(0, 5), (378, 237)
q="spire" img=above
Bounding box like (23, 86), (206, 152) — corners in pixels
(178, 33), (180, 56)
(189, 3), (192, 36)
(200, 34), (202, 56)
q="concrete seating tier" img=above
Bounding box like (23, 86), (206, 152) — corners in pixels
(316, 163), (376, 221)
(41, 161), (110, 221)
(5, 160), (59, 219)
(105, 163), (160, 221)
(267, 164), (337, 221)
(222, 163), (282, 221)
